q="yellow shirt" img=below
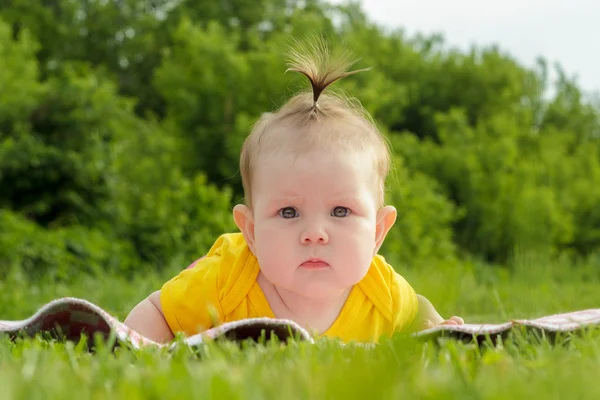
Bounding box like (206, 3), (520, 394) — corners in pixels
(160, 233), (418, 343)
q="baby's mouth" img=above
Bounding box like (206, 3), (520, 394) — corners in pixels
(299, 259), (330, 269)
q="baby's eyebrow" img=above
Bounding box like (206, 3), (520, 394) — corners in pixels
(269, 195), (305, 205)
(266, 195), (365, 207)
(331, 195), (363, 204)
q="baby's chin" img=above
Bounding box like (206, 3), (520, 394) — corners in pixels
(276, 276), (360, 299)
(260, 264), (368, 295)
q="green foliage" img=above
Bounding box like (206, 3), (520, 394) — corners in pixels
(0, 209), (138, 280)
(381, 155), (459, 265)
(1, 62), (129, 227)
(154, 19), (252, 184)
(0, 19), (43, 127)
(0, 16), (234, 278)
(392, 105), (600, 263)
(0, 0), (599, 278)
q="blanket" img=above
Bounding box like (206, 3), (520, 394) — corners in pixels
(1, 297), (599, 349)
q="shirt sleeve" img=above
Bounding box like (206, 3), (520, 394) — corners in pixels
(160, 255), (225, 336)
(391, 271), (419, 332)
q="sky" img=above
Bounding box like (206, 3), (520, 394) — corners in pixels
(329, 0), (600, 96)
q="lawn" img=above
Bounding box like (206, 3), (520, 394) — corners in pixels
(1, 255), (600, 399)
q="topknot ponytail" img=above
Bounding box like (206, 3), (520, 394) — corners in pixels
(285, 38), (370, 116)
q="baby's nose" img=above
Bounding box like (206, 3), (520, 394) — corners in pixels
(301, 228), (329, 244)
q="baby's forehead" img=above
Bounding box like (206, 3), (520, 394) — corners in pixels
(258, 116), (374, 150)
(254, 144), (379, 182)
(254, 149), (375, 175)
(254, 162), (378, 200)
(257, 133), (378, 161)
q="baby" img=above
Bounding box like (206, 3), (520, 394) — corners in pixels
(124, 41), (463, 344)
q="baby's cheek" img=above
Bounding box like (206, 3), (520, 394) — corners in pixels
(256, 243), (290, 275)
(257, 253), (293, 288)
(348, 232), (378, 270)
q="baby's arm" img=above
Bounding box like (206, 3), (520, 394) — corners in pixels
(408, 294), (464, 332)
(124, 290), (174, 343)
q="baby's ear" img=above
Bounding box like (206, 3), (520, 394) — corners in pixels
(233, 204), (256, 253)
(373, 205), (397, 255)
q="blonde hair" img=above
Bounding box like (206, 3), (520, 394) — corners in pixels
(239, 39), (392, 208)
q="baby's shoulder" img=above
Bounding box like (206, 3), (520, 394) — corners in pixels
(366, 254), (408, 288)
(362, 255), (418, 329)
(187, 232), (259, 308)
(173, 232), (253, 285)
(363, 255), (416, 298)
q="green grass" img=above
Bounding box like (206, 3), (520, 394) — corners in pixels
(1, 256), (600, 399)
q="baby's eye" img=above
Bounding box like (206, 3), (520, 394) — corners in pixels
(279, 207), (299, 219)
(331, 206), (351, 218)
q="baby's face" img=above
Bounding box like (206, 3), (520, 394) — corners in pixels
(249, 149), (382, 299)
